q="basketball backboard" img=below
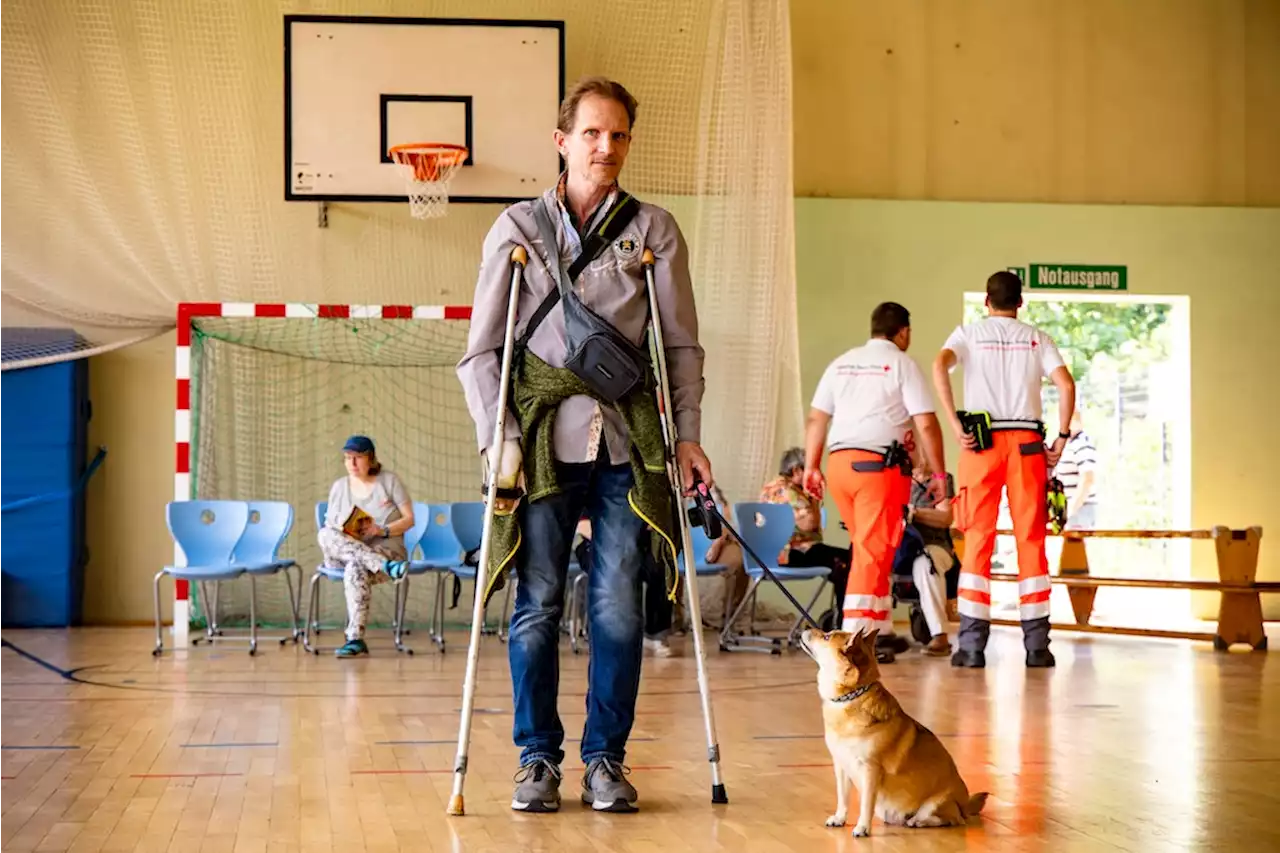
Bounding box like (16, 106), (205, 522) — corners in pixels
(284, 15), (564, 205)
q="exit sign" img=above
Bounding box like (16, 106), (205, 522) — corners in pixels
(1008, 264), (1127, 292)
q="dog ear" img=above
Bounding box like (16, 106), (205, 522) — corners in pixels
(864, 628), (881, 650)
(842, 631), (862, 657)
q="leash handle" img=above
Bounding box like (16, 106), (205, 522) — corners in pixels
(688, 474), (723, 539)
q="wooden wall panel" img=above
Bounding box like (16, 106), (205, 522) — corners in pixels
(791, 0), (1280, 205)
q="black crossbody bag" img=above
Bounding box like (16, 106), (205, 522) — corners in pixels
(516, 193), (650, 403)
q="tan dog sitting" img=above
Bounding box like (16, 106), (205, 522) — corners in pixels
(798, 628), (988, 837)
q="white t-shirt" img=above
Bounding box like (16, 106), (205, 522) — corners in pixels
(811, 339), (935, 452)
(942, 317), (1065, 422)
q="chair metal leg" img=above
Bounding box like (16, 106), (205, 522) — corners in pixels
(302, 573), (325, 655)
(569, 572), (589, 655)
(311, 582), (322, 635)
(426, 574), (439, 641)
(281, 568), (301, 644)
(393, 578), (414, 655)
(719, 577), (781, 654)
(439, 572), (450, 650)
(567, 575), (580, 654)
(722, 574), (734, 631)
(152, 571), (166, 656)
(192, 581), (212, 645)
(430, 572), (447, 651)
(561, 578), (574, 637)
(248, 575), (258, 656)
(211, 581), (223, 635)
(497, 574), (514, 643)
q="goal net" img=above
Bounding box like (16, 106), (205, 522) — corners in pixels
(184, 305), (476, 629)
(6, 0), (802, 632)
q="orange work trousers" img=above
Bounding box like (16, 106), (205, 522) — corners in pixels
(828, 449), (911, 635)
(954, 430), (1050, 626)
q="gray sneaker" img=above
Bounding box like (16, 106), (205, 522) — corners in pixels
(580, 757), (638, 812)
(511, 759), (561, 813)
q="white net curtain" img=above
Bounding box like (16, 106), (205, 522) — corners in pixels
(3, 0), (802, 567)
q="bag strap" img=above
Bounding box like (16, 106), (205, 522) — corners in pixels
(517, 192), (640, 349)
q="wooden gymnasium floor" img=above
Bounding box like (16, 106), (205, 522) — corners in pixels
(2, 624), (1278, 853)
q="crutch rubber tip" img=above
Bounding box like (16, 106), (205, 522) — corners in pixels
(642, 248), (655, 265)
(510, 246), (528, 266)
(447, 794), (465, 816)
(712, 784), (728, 804)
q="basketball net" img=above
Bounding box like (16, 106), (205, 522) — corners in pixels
(388, 143), (468, 219)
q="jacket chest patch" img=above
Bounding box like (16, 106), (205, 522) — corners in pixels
(613, 233), (641, 261)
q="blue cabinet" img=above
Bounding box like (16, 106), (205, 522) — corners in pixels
(1, 331), (92, 628)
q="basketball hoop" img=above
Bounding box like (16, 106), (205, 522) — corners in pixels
(388, 142), (469, 219)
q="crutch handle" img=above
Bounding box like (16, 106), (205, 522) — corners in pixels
(511, 245), (528, 266)
(642, 248), (655, 266)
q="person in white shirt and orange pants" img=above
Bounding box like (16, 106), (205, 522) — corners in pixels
(804, 302), (948, 664)
(933, 271), (1076, 669)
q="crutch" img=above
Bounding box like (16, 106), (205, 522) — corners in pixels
(641, 248), (729, 805)
(447, 245), (527, 817)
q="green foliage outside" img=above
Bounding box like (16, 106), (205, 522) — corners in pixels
(961, 300), (1171, 384)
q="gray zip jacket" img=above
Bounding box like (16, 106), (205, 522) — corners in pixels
(456, 184), (705, 465)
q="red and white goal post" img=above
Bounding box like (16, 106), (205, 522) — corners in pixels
(172, 301), (475, 646)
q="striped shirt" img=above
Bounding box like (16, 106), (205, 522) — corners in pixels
(1056, 431), (1098, 506)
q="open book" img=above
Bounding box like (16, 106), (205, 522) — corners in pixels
(342, 506), (376, 540)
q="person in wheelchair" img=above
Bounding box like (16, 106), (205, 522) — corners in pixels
(891, 460), (960, 657)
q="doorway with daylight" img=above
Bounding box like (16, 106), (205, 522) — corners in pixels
(960, 292), (1192, 631)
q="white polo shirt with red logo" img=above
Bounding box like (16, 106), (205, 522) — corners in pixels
(941, 316), (1065, 421)
(811, 338), (935, 453)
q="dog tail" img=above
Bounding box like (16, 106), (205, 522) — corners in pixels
(964, 792), (989, 817)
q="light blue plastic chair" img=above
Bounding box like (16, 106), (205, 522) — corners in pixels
(153, 500), (253, 656)
(724, 502), (831, 654)
(405, 502), (462, 652)
(446, 501), (513, 644)
(225, 501), (302, 646)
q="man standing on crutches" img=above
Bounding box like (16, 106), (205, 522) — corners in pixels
(455, 76), (723, 816)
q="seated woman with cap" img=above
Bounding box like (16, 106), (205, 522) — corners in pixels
(318, 435), (414, 657)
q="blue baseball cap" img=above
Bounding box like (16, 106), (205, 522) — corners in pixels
(343, 435), (375, 454)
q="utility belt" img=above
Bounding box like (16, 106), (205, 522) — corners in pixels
(956, 411), (1045, 452)
(835, 441), (912, 476)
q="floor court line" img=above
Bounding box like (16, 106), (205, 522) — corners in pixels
(374, 739), (457, 745)
(131, 773), (243, 778)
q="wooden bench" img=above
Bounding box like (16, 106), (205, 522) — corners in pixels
(951, 526), (1275, 651)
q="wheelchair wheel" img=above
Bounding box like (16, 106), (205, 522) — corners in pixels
(909, 605), (932, 645)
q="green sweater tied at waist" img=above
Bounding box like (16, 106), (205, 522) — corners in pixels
(480, 351), (681, 609)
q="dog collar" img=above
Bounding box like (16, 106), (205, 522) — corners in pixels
(830, 682), (877, 703)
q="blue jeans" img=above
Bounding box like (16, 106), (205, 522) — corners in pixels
(508, 452), (647, 767)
